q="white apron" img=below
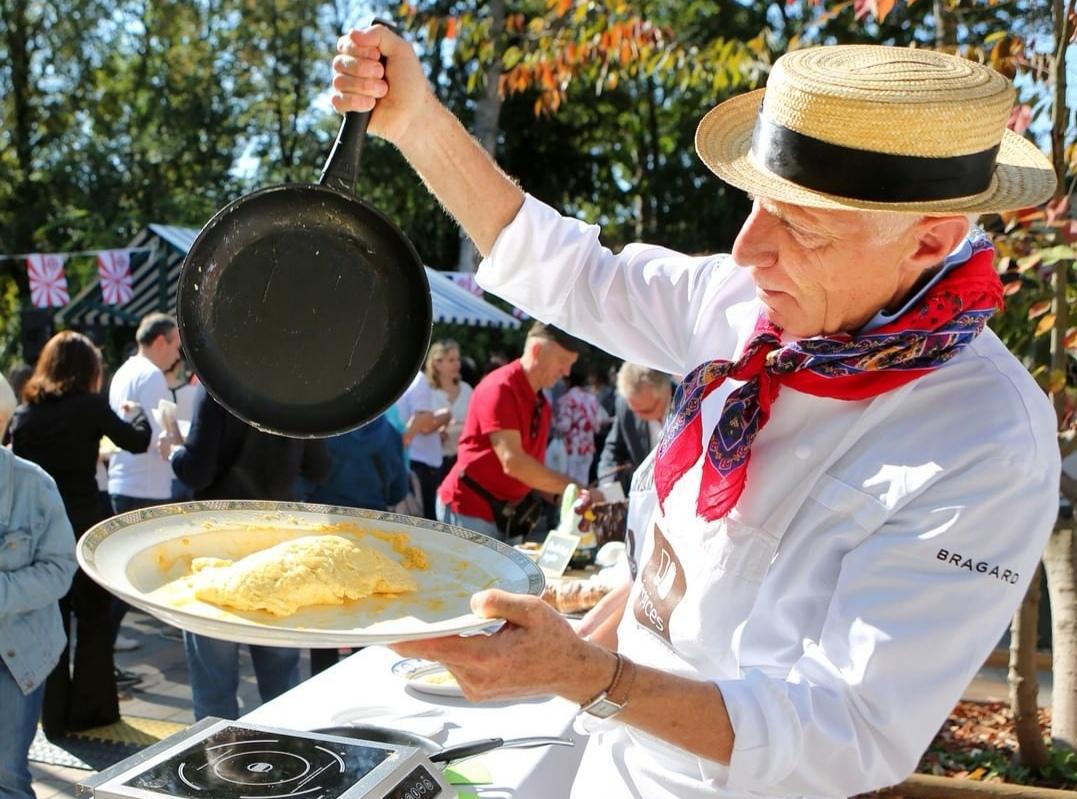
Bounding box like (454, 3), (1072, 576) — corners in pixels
(570, 383), (917, 799)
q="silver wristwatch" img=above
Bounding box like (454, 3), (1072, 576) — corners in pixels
(580, 653), (636, 719)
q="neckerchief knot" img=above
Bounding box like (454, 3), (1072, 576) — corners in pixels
(654, 235), (1002, 522)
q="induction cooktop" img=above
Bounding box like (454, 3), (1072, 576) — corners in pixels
(77, 718), (455, 799)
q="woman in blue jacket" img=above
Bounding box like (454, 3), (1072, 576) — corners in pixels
(0, 372), (78, 799)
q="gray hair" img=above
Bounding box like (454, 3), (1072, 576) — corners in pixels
(136, 312), (177, 346)
(616, 363), (672, 399)
(866, 211), (979, 244)
(0, 371), (16, 435)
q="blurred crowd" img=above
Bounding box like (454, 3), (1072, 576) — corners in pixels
(0, 310), (672, 799)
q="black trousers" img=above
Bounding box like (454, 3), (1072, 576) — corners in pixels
(309, 647), (358, 678)
(107, 494), (169, 644)
(411, 461), (441, 521)
(42, 569), (120, 738)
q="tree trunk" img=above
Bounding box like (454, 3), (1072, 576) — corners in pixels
(1049, 0), (1071, 422)
(933, 0), (957, 49)
(1043, 0), (1077, 754)
(1044, 522), (1077, 750)
(2, 0), (38, 290)
(456, 0), (505, 273)
(643, 73), (661, 241)
(1009, 564), (1051, 769)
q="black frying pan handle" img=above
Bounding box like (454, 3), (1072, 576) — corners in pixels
(319, 18), (399, 194)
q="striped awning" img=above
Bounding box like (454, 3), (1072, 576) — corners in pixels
(58, 224), (520, 329)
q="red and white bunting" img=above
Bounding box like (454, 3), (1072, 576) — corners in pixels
(26, 253), (70, 308)
(97, 249), (134, 305)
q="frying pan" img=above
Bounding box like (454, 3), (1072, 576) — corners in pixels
(313, 725), (573, 764)
(177, 37), (431, 437)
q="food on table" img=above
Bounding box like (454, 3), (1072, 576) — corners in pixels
(190, 534), (419, 616)
(542, 578), (611, 614)
(418, 669), (458, 687)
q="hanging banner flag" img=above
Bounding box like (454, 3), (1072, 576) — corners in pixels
(26, 253), (70, 308)
(97, 249), (134, 305)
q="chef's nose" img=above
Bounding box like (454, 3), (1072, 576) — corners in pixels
(732, 201), (780, 270)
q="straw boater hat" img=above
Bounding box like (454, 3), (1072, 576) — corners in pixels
(696, 45), (1055, 213)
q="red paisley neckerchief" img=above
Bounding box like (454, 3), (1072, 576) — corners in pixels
(654, 237), (1003, 522)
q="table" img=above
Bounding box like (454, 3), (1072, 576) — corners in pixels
(242, 646), (588, 799)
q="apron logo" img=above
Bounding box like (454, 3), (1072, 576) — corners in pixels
(635, 523), (687, 643)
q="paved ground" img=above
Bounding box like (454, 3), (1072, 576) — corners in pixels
(29, 611), (1050, 799)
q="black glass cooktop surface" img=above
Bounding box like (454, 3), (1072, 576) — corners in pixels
(124, 726), (393, 799)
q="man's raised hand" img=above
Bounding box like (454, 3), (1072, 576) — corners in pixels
(331, 24), (432, 146)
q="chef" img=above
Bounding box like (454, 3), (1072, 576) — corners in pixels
(330, 32), (1060, 798)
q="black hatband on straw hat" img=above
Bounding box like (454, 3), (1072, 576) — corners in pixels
(751, 110), (1001, 203)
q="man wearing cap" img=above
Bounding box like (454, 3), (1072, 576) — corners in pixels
(331, 35), (1059, 799)
(436, 321), (586, 540)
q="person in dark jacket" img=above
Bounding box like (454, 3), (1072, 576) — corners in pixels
(162, 384), (329, 719)
(304, 416), (408, 511)
(301, 414), (408, 675)
(596, 364), (672, 493)
(9, 331), (151, 737)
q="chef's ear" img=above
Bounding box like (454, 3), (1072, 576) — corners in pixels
(907, 215), (970, 273)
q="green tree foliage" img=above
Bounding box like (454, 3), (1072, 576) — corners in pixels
(398, 1), (770, 253)
(0, 0), (347, 302)
(1, 0), (1064, 359)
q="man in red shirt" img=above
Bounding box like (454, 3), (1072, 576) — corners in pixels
(437, 322), (586, 540)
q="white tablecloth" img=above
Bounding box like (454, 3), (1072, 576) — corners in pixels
(241, 646), (587, 798)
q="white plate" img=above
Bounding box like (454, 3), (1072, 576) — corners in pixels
(391, 658), (465, 697)
(77, 500), (544, 648)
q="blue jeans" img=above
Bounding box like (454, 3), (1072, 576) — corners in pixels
(0, 663), (44, 799)
(436, 497), (500, 539)
(183, 632), (300, 721)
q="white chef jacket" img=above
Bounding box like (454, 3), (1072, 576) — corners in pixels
(476, 195), (1060, 799)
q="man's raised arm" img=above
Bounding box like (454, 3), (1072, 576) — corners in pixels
(331, 24), (524, 256)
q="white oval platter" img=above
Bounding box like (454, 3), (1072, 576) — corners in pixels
(77, 500), (544, 648)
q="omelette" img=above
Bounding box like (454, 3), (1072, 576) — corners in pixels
(190, 534), (418, 616)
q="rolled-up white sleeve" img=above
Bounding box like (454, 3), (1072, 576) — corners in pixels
(716, 454), (1058, 797)
(476, 194), (747, 375)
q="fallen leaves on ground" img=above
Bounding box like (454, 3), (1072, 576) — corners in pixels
(919, 700), (1053, 783)
(857, 700), (1076, 796)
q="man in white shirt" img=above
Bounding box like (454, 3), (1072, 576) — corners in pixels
(331, 35), (1060, 799)
(107, 312), (181, 652)
(108, 313), (182, 511)
(394, 371), (451, 519)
